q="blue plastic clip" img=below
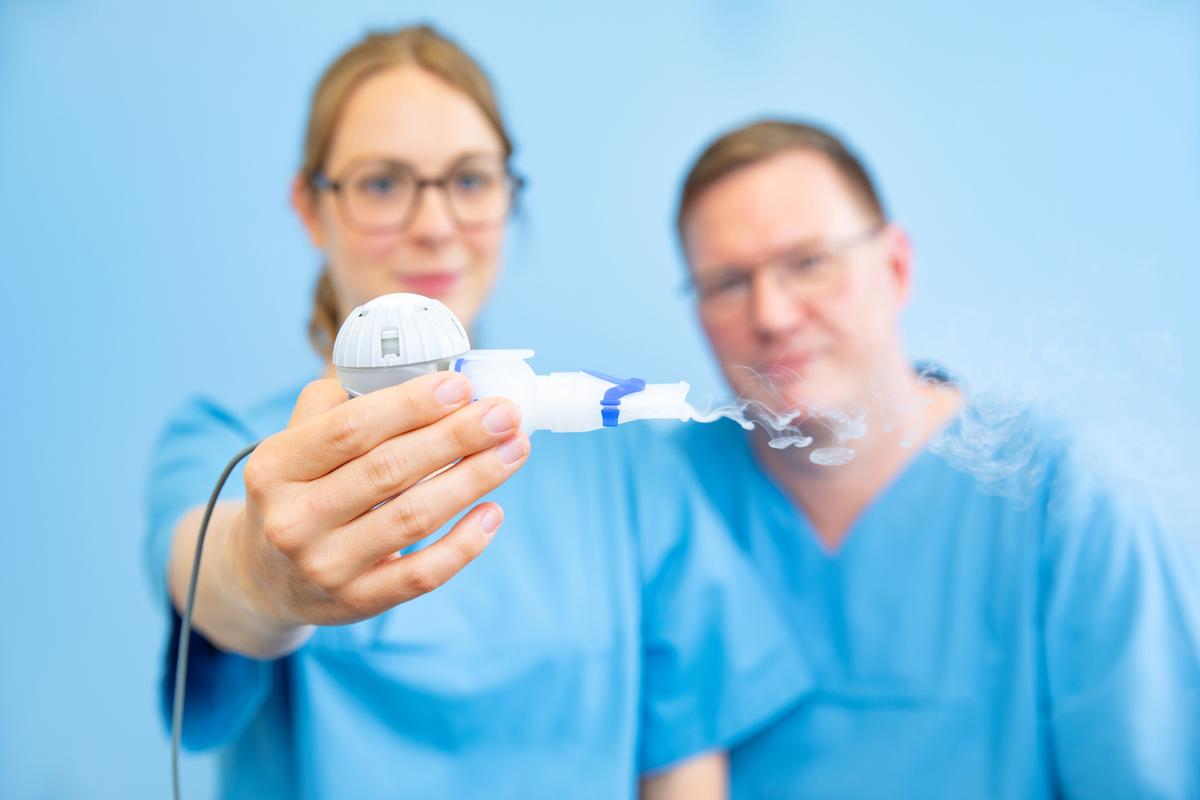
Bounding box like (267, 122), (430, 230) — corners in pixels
(582, 370), (647, 427)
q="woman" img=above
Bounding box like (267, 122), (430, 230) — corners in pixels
(145, 26), (808, 799)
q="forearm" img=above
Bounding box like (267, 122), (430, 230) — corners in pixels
(640, 751), (728, 800)
(166, 502), (313, 659)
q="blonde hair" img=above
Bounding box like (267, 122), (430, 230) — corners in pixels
(300, 25), (514, 358)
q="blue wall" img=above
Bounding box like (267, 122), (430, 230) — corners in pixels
(1, 1), (1196, 796)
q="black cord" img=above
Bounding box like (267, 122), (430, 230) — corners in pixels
(171, 441), (261, 800)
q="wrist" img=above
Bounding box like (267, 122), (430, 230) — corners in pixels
(213, 506), (315, 658)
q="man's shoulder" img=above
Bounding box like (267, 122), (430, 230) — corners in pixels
(938, 393), (1164, 548)
(928, 392), (1077, 507)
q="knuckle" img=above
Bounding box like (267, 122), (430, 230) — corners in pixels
(406, 560), (443, 596)
(394, 381), (424, 421)
(449, 412), (479, 452)
(299, 489), (338, 530)
(391, 494), (435, 536)
(261, 510), (298, 553)
(467, 448), (507, 487)
(336, 584), (376, 620)
(363, 443), (411, 494)
(298, 550), (342, 593)
(242, 446), (275, 497)
(443, 533), (479, 570)
(330, 406), (367, 452)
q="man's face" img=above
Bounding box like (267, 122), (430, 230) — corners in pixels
(683, 149), (912, 417)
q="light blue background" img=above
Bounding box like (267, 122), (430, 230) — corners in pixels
(1, 1), (1196, 797)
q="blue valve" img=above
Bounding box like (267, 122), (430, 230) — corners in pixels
(582, 370), (648, 427)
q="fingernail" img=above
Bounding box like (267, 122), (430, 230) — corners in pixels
(497, 436), (528, 465)
(435, 376), (469, 405)
(480, 507), (503, 535)
(483, 403), (518, 434)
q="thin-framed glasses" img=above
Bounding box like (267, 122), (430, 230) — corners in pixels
(311, 154), (526, 233)
(686, 222), (886, 319)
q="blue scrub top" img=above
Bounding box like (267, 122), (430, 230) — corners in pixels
(673, 397), (1200, 799)
(145, 383), (811, 800)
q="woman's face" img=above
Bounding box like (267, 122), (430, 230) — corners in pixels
(295, 66), (509, 332)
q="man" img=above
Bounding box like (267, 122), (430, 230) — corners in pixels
(672, 119), (1199, 798)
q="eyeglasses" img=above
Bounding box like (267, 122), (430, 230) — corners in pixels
(311, 154), (526, 233)
(686, 223), (886, 320)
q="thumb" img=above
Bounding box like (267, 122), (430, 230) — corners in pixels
(287, 378), (351, 428)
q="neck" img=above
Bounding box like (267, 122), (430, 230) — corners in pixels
(751, 361), (961, 551)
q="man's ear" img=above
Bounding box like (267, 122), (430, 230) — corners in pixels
(291, 175), (326, 249)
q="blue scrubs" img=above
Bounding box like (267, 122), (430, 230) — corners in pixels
(145, 383), (811, 800)
(674, 397), (1200, 799)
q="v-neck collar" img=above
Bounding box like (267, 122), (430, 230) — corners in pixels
(741, 394), (971, 562)
(749, 440), (943, 562)
(742, 371), (968, 559)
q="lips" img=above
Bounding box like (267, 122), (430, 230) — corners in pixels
(397, 272), (461, 296)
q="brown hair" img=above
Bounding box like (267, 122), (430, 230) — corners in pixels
(676, 118), (886, 248)
(300, 25), (514, 358)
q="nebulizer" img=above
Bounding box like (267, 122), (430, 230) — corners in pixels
(334, 292), (694, 430)
(171, 292), (698, 799)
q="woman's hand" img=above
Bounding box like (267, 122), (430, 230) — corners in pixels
(168, 372), (529, 658)
(640, 752), (728, 800)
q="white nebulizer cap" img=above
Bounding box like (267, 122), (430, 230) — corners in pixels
(330, 292), (696, 434)
(333, 293), (471, 396)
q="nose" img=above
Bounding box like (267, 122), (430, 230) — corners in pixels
(406, 185), (457, 243)
(748, 268), (805, 338)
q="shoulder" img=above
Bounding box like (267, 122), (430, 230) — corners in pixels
(159, 381), (306, 442)
(1039, 431), (1166, 575)
(241, 381), (307, 437)
(934, 392), (1170, 564)
(151, 381), (308, 469)
(925, 391), (1079, 508)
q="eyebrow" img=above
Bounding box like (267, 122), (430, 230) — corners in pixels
(698, 236), (829, 275)
(326, 150), (506, 176)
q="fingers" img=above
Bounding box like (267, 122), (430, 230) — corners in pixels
(326, 433), (529, 582)
(346, 502), (506, 614)
(305, 396), (523, 525)
(240, 371), (528, 627)
(265, 372), (474, 482)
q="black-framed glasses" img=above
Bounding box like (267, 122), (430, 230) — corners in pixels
(311, 154), (526, 233)
(684, 222), (887, 320)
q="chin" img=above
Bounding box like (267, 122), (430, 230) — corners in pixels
(735, 376), (849, 419)
(443, 288), (488, 330)
(727, 381), (804, 417)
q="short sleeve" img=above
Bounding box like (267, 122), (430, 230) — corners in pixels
(1041, 455), (1200, 797)
(143, 397), (273, 751)
(632, 433), (813, 773)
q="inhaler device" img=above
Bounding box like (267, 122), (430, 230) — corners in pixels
(333, 293), (693, 433)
